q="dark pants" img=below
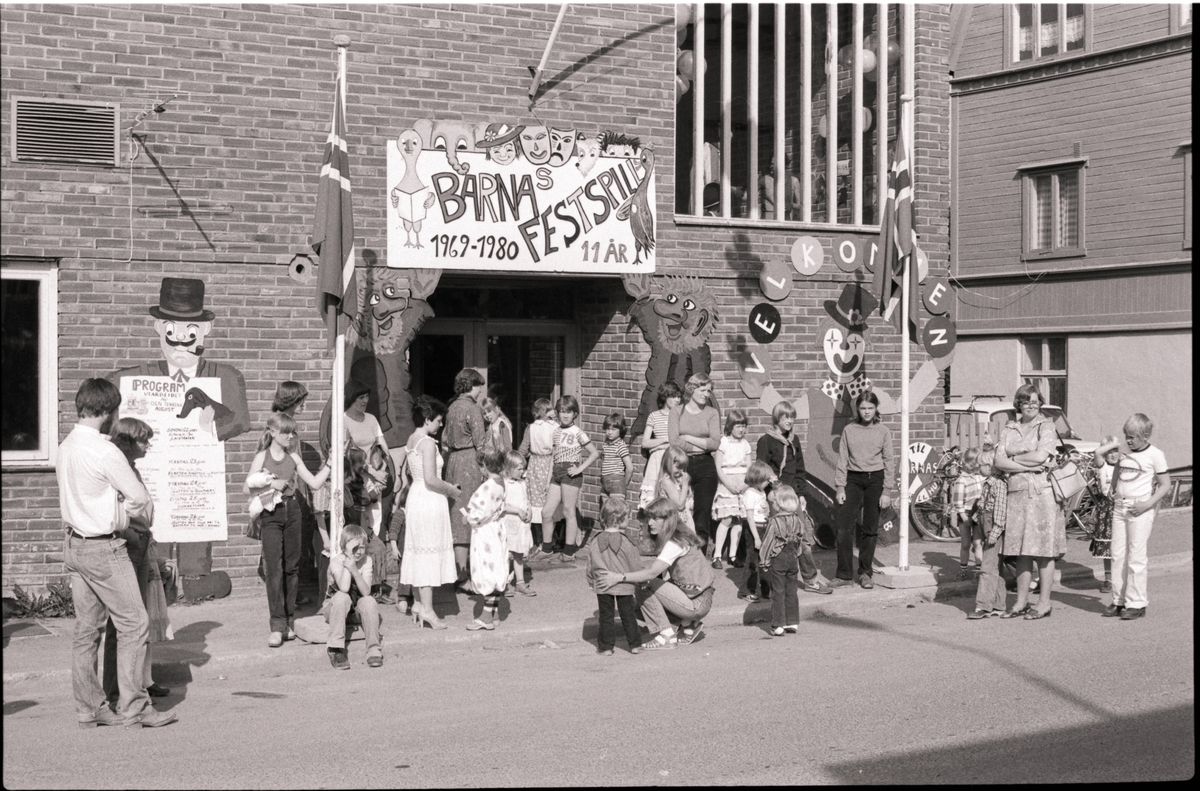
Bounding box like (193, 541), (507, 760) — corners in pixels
(742, 545), (770, 598)
(260, 496), (302, 633)
(687, 453), (718, 549)
(836, 470), (884, 581)
(596, 593), (642, 651)
(768, 547), (801, 627)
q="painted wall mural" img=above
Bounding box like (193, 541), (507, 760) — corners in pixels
(386, 120), (656, 274)
(623, 272), (720, 436)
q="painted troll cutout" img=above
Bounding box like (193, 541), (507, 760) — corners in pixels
(623, 273), (720, 436)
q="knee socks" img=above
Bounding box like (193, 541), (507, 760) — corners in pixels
(483, 594), (500, 623)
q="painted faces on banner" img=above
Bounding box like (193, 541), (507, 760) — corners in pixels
(387, 120), (656, 273)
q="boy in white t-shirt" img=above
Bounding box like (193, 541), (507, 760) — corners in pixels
(1103, 414), (1171, 621)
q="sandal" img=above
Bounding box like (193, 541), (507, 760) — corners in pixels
(999, 605), (1031, 620)
(465, 618), (496, 631)
(677, 621), (703, 644)
(643, 633), (678, 650)
(1024, 607), (1053, 620)
(967, 609), (999, 620)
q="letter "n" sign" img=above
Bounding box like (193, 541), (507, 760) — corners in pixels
(920, 315), (957, 359)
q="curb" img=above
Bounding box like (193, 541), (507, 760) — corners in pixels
(4, 551), (1191, 686)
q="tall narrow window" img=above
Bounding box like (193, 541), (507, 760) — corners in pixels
(675, 2), (903, 228)
(2, 259), (59, 467)
(1021, 337), (1067, 409)
(1020, 160), (1086, 259)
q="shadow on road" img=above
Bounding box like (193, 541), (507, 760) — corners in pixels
(823, 702), (1195, 783)
(153, 619), (219, 711)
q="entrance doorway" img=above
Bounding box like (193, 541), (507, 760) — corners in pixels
(411, 318), (578, 444)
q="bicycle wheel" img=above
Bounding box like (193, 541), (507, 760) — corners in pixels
(910, 479), (960, 542)
(1070, 489), (1102, 537)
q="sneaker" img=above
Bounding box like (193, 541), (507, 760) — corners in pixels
(1102, 604), (1125, 618)
(78, 705), (123, 729)
(643, 633), (678, 650)
(598, 648), (615, 656)
(1119, 606), (1146, 620)
(802, 580), (833, 595)
(328, 648), (350, 670)
(784, 624), (800, 633)
(629, 646), (643, 655)
(124, 706), (178, 729)
(514, 583), (538, 597)
(711, 558), (723, 570)
(1099, 580), (1112, 593)
(956, 567), (974, 581)
(267, 631), (284, 648)
(367, 655), (383, 668)
(827, 578), (854, 589)
(770, 627), (785, 636)
(859, 576), (875, 590)
(744, 593), (760, 603)
(286, 627), (297, 642)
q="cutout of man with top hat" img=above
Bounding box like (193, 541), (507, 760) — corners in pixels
(109, 277), (250, 578)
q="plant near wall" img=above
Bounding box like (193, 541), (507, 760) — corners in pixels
(7, 580), (75, 619)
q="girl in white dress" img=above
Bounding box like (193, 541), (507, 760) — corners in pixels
(400, 396), (460, 630)
(502, 451), (536, 597)
(710, 409), (752, 569)
(464, 449), (510, 630)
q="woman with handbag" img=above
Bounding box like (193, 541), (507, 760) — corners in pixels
(597, 496), (715, 649)
(992, 384), (1067, 620)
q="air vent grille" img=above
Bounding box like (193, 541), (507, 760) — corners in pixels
(12, 98), (119, 166)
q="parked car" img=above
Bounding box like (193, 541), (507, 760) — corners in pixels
(944, 396), (1099, 456)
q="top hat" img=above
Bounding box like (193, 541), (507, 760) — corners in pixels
(823, 282), (878, 328)
(477, 123), (524, 148)
(149, 277), (216, 322)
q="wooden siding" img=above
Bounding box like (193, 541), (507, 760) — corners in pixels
(953, 4), (1179, 80)
(955, 266), (1192, 333)
(953, 51), (1191, 277)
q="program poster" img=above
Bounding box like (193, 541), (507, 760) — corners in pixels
(118, 376), (228, 543)
(386, 132), (656, 274)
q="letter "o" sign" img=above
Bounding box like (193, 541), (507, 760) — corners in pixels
(834, 235), (862, 272)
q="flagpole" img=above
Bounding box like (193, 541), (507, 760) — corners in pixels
(329, 34), (350, 555)
(897, 6), (915, 572)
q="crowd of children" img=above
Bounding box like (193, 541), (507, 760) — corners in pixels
(240, 377), (1171, 666)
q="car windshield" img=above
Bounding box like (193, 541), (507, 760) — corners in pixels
(1043, 408), (1077, 439)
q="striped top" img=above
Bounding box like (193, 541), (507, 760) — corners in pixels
(600, 438), (630, 477)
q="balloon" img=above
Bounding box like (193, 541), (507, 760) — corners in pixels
(677, 49), (696, 81)
(817, 114), (827, 137)
(677, 24), (687, 47)
(861, 50), (877, 77)
(676, 3), (693, 30)
(837, 44), (854, 69)
(887, 40), (901, 66)
(676, 75), (689, 101)
(862, 107), (873, 132)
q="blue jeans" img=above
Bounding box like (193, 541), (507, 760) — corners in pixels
(260, 496), (302, 633)
(767, 546), (801, 627)
(64, 532), (150, 721)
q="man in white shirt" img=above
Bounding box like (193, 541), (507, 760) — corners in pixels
(59, 378), (176, 729)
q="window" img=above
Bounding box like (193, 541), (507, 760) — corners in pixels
(1019, 159), (1086, 259)
(675, 3), (907, 227)
(1021, 337), (1067, 409)
(2, 259), (59, 468)
(1170, 3), (1191, 34)
(1011, 4), (1088, 65)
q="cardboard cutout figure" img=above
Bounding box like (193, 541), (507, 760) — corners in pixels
(109, 277), (250, 583)
(623, 272), (720, 436)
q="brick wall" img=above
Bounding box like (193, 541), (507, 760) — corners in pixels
(2, 2), (951, 593)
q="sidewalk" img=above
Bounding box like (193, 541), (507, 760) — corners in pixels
(3, 509), (1191, 685)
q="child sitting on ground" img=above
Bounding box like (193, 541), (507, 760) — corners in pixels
(585, 497), (645, 655)
(951, 447), (986, 580)
(326, 524), (383, 670)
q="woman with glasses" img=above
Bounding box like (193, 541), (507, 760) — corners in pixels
(992, 383), (1067, 620)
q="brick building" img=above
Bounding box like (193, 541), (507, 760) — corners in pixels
(1, 3), (952, 594)
(948, 4), (1192, 467)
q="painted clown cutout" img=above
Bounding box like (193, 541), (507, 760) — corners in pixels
(623, 272), (720, 436)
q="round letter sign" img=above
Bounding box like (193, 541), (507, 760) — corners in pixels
(790, 235), (824, 276)
(922, 277), (951, 315)
(834, 235), (862, 272)
(921, 314), (957, 359)
(749, 303), (783, 344)
(759, 260), (793, 301)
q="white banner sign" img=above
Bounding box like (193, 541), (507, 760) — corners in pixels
(386, 138), (656, 273)
(118, 376), (228, 543)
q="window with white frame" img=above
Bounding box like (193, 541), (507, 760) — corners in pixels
(1170, 3), (1191, 34)
(1020, 159), (1086, 259)
(674, 3), (908, 227)
(1011, 3), (1088, 64)
(2, 259), (59, 467)
(1021, 337), (1067, 409)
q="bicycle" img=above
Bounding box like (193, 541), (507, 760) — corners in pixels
(909, 446), (964, 542)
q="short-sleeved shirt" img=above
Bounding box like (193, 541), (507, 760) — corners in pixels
(552, 425), (591, 464)
(655, 539), (687, 569)
(344, 412), (384, 454)
(742, 487), (769, 524)
(717, 436), (752, 474)
(601, 438), (630, 477)
(646, 410), (669, 442)
(1096, 462), (1115, 494)
(1114, 445), (1168, 501)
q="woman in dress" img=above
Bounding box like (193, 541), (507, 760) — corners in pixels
(400, 396), (460, 629)
(667, 373), (722, 555)
(443, 368), (487, 589)
(993, 383), (1067, 620)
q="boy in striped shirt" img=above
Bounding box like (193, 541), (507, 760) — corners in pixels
(600, 412), (634, 506)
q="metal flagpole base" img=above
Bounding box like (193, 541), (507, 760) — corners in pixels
(873, 564), (938, 589)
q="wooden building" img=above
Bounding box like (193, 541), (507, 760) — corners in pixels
(948, 4), (1192, 466)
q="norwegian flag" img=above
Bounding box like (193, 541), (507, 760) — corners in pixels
(872, 123), (918, 337)
(312, 72), (357, 348)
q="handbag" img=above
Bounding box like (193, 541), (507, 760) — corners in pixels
(1049, 461), (1086, 505)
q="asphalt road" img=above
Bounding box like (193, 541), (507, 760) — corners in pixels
(3, 563), (1192, 787)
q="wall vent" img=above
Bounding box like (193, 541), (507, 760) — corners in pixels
(11, 97), (120, 166)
